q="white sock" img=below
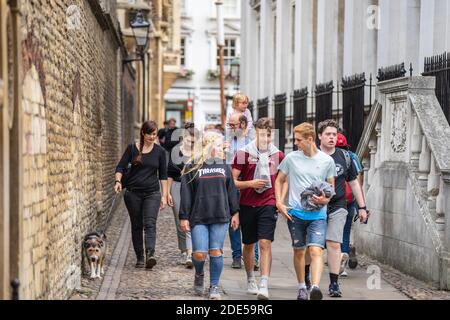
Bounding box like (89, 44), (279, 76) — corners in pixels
(247, 270), (255, 281)
(260, 276), (269, 287)
(298, 282), (306, 290)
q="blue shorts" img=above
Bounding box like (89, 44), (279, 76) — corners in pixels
(287, 217), (327, 250)
(191, 223), (228, 253)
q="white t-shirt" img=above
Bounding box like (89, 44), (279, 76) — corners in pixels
(278, 150), (336, 220)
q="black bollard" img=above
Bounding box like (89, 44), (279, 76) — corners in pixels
(11, 278), (20, 300)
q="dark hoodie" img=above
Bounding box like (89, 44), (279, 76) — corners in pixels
(179, 159), (239, 228)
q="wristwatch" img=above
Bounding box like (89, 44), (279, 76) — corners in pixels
(115, 180), (122, 184)
(358, 206), (367, 210)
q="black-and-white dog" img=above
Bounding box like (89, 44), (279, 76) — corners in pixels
(82, 232), (107, 279)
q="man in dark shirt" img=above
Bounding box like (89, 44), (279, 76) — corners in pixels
(163, 118), (179, 154)
(317, 119), (368, 298)
(158, 121), (169, 145)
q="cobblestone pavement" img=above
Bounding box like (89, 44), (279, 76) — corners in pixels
(70, 197), (128, 300)
(71, 202), (449, 300)
(357, 255), (450, 300)
(114, 207), (206, 300)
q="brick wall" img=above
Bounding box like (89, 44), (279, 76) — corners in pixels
(18, 0), (131, 299)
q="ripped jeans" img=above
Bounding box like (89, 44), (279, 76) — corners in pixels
(287, 217), (327, 250)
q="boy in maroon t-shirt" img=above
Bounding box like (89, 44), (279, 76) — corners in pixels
(231, 118), (285, 300)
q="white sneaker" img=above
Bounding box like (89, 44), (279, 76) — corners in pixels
(185, 254), (193, 269)
(340, 253), (349, 275)
(179, 252), (187, 265)
(341, 269), (348, 277)
(257, 283), (269, 300)
(209, 286), (221, 300)
(247, 278), (259, 295)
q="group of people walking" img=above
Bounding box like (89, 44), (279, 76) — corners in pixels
(114, 93), (369, 300)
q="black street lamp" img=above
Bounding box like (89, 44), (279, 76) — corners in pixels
(123, 10), (153, 123)
(130, 10), (152, 55)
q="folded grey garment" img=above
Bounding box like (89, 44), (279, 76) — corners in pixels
(300, 181), (336, 212)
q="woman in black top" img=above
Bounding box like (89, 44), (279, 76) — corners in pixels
(167, 122), (198, 268)
(179, 130), (240, 300)
(115, 121), (168, 269)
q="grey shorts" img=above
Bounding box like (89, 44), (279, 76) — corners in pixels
(326, 208), (348, 243)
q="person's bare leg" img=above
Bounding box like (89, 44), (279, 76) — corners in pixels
(259, 240), (272, 277)
(243, 243), (255, 275)
(309, 246), (324, 286)
(326, 240), (341, 275)
(293, 249), (306, 283)
(305, 247), (311, 266)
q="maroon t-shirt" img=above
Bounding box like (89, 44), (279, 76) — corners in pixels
(232, 150), (285, 207)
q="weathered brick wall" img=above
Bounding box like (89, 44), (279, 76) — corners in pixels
(19, 0), (128, 299)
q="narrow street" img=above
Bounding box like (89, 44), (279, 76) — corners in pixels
(71, 201), (450, 301)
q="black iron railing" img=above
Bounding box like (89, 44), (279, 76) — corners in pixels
(423, 52), (450, 124)
(274, 93), (287, 153)
(257, 97), (269, 119)
(315, 81), (334, 133)
(292, 88), (308, 150)
(342, 73), (366, 152)
(377, 62), (410, 82)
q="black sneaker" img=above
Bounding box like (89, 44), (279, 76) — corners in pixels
(135, 256), (145, 268)
(305, 273), (312, 291)
(194, 273), (204, 296)
(329, 282), (342, 298)
(309, 286), (323, 300)
(348, 245), (358, 269)
(231, 257), (242, 269)
(145, 250), (157, 269)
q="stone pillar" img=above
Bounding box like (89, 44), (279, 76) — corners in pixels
(418, 136), (431, 187)
(258, 0), (274, 102)
(362, 157), (370, 193)
(419, 0), (435, 73)
(363, 0), (379, 105)
(368, 136), (377, 185)
(434, 0), (450, 54)
(427, 155), (440, 220)
(295, 0), (313, 89)
(240, 0), (247, 94)
(316, 0), (339, 83)
(343, 0), (364, 75)
(275, 0), (290, 94)
(376, 0), (391, 67)
(410, 111), (422, 170)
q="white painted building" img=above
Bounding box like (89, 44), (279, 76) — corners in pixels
(165, 0), (242, 129)
(241, 0), (450, 142)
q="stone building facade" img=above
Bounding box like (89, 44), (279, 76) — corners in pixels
(117, 0), (181, 130)
(240, 0), (450, 151)
(0, 0), (142, 299)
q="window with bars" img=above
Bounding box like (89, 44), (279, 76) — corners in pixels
(217, 38), (236, 70)
(180, 37), (186, 66)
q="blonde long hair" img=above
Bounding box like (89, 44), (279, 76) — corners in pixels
(181, 130), (225, 181)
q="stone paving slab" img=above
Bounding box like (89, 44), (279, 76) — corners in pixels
(74, 205), (450, 301)
(220, 216), (409, 301)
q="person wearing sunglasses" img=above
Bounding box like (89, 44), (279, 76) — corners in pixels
(225, 113), (259, 271)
